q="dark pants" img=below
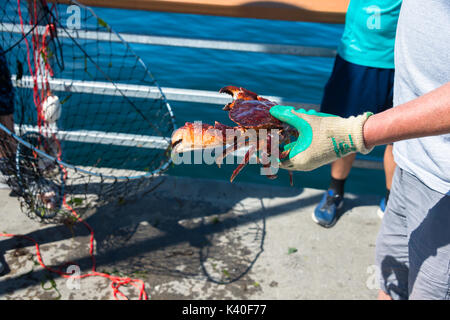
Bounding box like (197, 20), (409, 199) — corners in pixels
(320, 54), (394, 117)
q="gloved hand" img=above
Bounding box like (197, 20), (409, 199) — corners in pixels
(269, 105), (374, 171)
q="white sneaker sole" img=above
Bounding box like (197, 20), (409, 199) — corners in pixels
(377, 208), (385, 220)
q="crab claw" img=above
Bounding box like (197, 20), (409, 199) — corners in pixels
(219, 85), (241, 98)
(220, 85), (261, 111)
(220, 86), (239, 111)
(220, 86), (259, 100)
(171, 121), (243, 157)
(171, 122), (224, 155)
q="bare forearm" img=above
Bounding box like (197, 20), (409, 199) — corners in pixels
(363, 82), (450, 148)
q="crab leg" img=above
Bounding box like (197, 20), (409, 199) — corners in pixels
(215, 138), (249, 168)
(230, 144), (257, 183)
(256, 141), (277, 180)
(255, 152), (277, 180)
(257, 134), (280, 180)
(279, 136), (294, 186)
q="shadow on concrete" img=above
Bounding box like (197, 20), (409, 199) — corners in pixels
(0, 176), (378, 297)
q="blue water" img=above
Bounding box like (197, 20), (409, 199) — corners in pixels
(77, 7), (388, 196)
(6, 5), (387, 195)
(93, 7), (342, 105)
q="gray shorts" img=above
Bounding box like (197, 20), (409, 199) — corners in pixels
(375, 166), (450, 300)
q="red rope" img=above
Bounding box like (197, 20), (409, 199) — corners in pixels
(0, 150), (149, 300)
(0, 221), (148, 300)
(6, 1), (149, 300)
(0, 155), (149, 300)
(0, 143), (149, 300)
(17, 0), (41, 124)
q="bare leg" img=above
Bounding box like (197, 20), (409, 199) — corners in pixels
(383, 144), (396, 190)
(330, 153), (357, 180)
(377, 290), (393, 300)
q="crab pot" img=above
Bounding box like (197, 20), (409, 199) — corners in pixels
(0, 0), (175, 223)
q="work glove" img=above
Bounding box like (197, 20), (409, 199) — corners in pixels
(269, 105), (374, 171)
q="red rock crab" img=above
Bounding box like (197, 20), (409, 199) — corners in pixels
(171, 86), (297, 184)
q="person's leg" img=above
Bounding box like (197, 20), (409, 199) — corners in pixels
(377, 167), (450, 300)
(0, 47), (15, 276)
(0, 114), (16, 158)
(314, 55), (393, 227)
(330, 153), (357, 187)
(0, 44), (16, 160)
(312, 56), (358, 227)
(377, 290), (393, 300)
(375, 167), (410, 300)
(0, 114), (14, 132)
(0, 118), (13, 276)
(377, 144), (396, 218)
(401, 171), (450, 300)
(383, 144), (395, 191)
(0, 49), (17, 190)
(377, 66), (396, 218)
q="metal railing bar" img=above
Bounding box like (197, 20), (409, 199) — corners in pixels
(11, 124), (382, 170)
(13, 75), (319, 108)
(1, 22), (336, 57)
(0, 123), (167, 180)
(15, 125), (170, 149)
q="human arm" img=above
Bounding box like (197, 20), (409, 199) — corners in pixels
(363, 81), (450, 148)
(270, 81), (450, 171)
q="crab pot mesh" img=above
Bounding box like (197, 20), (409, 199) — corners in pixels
(0, 0), (175, 223)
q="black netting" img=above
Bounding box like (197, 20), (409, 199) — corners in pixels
(0, 0), (175, 223)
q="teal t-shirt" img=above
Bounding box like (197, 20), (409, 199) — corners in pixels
(337, 0), (402, 69)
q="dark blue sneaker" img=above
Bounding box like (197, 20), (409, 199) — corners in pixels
(312, 189), (344, 228)
(377, 197), (387, 219)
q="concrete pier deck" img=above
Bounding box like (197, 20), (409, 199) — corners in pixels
(0, 175), (382, 300)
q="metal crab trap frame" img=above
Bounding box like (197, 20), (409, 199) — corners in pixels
(0, 0), (176, 223)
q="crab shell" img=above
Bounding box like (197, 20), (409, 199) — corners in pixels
(170, 86), (296, 184)
(220, 86), (283, 130)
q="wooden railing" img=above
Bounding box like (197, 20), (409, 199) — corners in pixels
(55, 0), (349, 23)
